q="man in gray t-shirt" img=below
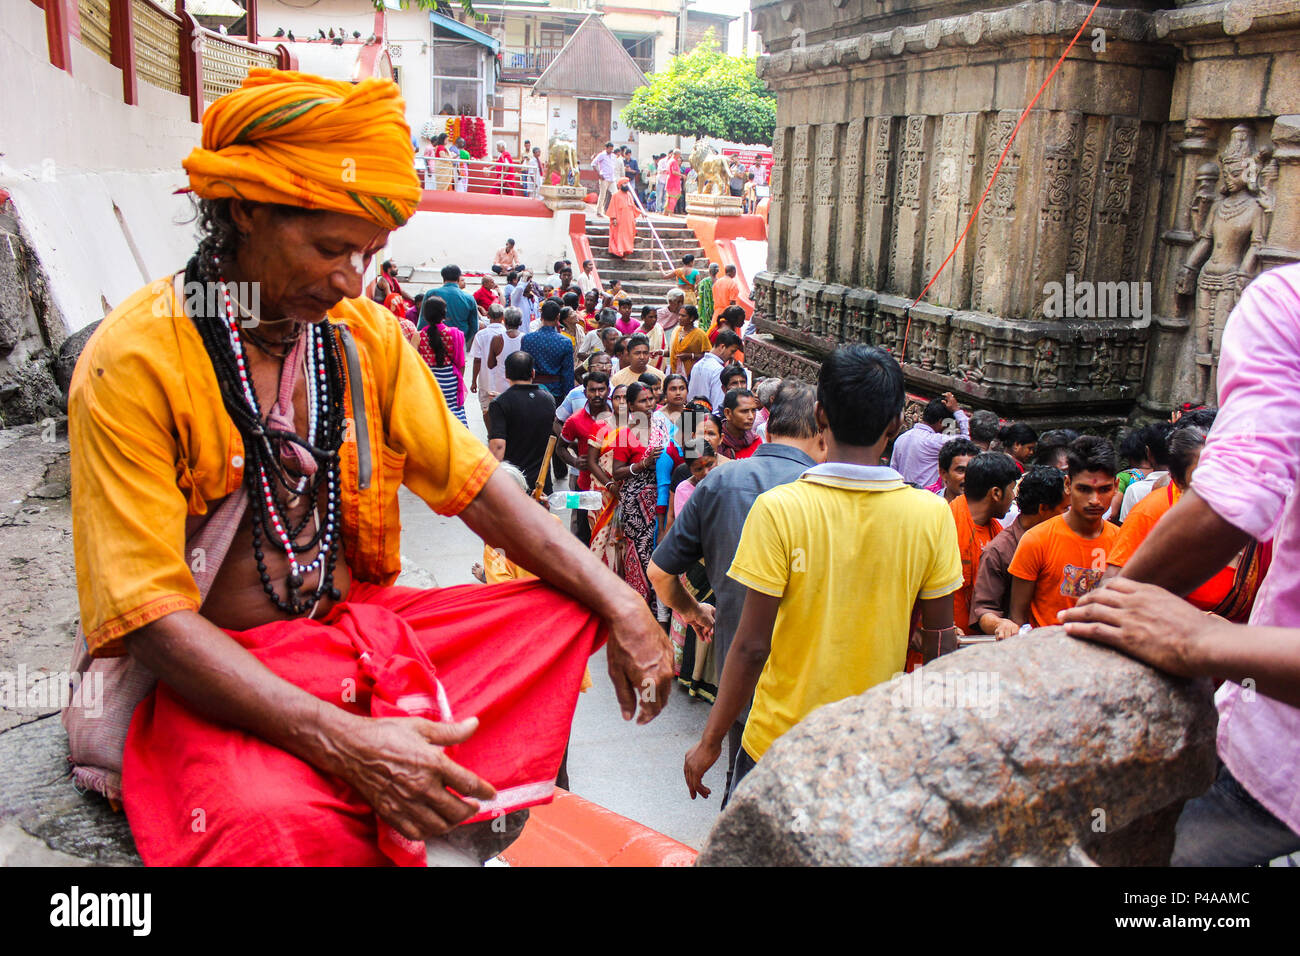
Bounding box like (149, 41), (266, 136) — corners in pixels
(649, 381), (824, 806)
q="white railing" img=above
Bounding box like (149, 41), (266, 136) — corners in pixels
(415, 155), (549, 196)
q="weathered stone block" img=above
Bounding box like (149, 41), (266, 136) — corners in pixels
(697, 628), (1217, 867)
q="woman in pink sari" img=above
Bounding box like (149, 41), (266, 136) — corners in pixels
(493, 141), (521, 196)
(606, 177), (639, 259)
(663, 149), (683, 216)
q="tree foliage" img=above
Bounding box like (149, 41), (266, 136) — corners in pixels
(621, 34), (776, 146)
(372, 1), (479, 17)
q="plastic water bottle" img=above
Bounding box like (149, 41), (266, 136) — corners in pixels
(547, 490), (604, 510)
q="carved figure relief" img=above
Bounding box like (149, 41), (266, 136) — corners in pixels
(1033, 338), (1060, 389)
(957, 333), (985, 383)
(946, 326), (964, 377)
(1090, 340), (1115, 389)
(1177, 123), (1268, 403)
(919, 327), (937, 370)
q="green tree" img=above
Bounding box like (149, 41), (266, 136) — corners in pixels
(621, 34), (776, 145)
(371, 1), (479, 17)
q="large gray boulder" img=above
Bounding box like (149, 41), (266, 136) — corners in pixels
(697, 628), (1217, 866)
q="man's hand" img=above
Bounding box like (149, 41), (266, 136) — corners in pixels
(1058, 577), (1207, 677)
(992, 618), (1019, 640)
(604, 604), (674, 724)
(684, 602), (716, 642)
(941, 390), (960, 413)
(470, 380), (478, 393)
(684, 737), (720, 799)
(333, 715), (497, 841)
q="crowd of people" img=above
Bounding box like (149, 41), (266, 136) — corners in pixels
(415, 135), (768, 218)
(387, 242), (1300, 865)
(67, 70), (1299, 869)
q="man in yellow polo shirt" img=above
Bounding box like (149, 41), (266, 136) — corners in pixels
(684, 345), (962, 802)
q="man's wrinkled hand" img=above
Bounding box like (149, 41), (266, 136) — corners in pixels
(335, 715), (496, 841)
(684, 738), (720, 799)
(1058, 577), (1207, 677)
(605, 604), (673, 725)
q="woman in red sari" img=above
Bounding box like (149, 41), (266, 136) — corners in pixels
(493, 141), (521, 196)
(606, 177), (639, 259)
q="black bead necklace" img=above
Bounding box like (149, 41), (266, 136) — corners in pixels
(187, 256), (346, 614)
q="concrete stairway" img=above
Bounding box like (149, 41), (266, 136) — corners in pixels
(585, 216), (707, 313)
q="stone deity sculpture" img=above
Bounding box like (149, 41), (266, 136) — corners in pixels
(1033, 338), (1059, 389)
(1177, 124), (1268, 403)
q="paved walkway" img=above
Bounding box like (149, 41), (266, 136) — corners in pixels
(400, 404), (726, 849)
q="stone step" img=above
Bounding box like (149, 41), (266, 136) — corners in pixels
(587, 244), (706, 260)
(595, 252), (707, 267)
(585, 223), (697, 238)
(595, 268), (683, 285)
(585, 238), (702, 252)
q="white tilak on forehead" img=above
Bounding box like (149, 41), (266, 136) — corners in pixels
(349, 251), (364, 276)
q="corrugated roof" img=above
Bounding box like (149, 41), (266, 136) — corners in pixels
(531, 14), (647, 97)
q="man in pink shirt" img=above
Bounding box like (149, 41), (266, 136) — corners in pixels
(1063, 261), (1300, 865)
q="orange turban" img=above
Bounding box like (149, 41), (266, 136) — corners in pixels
(183, 69), (421, 230)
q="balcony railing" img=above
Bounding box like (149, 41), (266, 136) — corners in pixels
(498, 46), (561, 78)
(43, 1), (296, 120)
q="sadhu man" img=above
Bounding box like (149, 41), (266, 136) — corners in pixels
(63, 70), (672, 866)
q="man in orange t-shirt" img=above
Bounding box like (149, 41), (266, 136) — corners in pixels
(1009, 436), (1120, 629)
(949, 452), (1021, 634)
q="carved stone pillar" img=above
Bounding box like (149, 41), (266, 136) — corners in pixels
(810, 123), (842, 283)
(836, 118), (868, 286)
(922, 112), (982, 309)
(767, 128), (789, 274)
(888, 115), (934, 296)
(785, 125), (815, 278)
(1265, 116), (1300, 264)
(861, 116), (895, 290)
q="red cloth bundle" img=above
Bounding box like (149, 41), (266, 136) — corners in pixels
(122, 579), (606, 866)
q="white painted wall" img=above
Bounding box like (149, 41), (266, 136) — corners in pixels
(1, 3), (198, 333)
(0, 3), (195, 176)
(261, 0), (436, 135)
(385, 209), (572, 285)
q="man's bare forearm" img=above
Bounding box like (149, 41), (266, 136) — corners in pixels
(126, 611), (355, 775)
(459, 468), (644, 624)
(1121, 489), (1251, 594)
(699, 592), (778, 748)
(648, 561), (701, 619)
(1189, 621), (1300, 707)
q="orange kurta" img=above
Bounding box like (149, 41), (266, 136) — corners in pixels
(949, 495), (1002, 634)
(69, 281), (498, 656)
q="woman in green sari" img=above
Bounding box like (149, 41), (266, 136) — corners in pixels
(696, 262), (718, 334)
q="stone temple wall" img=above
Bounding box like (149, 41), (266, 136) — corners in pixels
(747, 0), (1300, 424)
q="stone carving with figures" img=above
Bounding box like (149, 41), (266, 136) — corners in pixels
(1177, 124), (1268, 403)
